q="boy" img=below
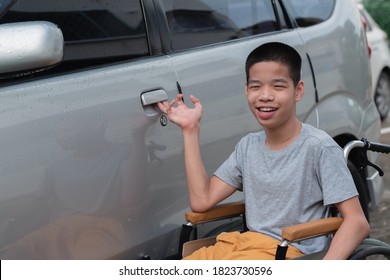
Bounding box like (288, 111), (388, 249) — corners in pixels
(158, 42), (369, 259)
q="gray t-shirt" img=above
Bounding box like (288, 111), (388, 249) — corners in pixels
(214, 123), (358, 254)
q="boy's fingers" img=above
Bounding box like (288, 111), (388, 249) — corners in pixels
(190, 95), (202, 109)
(190, 95), (199, 103)
(176, 94), (185, 105)
(169, 99), (176, 108)
(157, 102), (167, 113)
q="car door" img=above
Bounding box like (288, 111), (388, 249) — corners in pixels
(157, 0), (317, 174)
(0, 0), (180, 260)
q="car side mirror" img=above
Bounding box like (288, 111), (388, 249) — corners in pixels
(0, 21), (64, 75)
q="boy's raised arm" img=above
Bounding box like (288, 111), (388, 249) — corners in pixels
(158, 94), (236, 212)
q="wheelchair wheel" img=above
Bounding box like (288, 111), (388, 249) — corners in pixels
(349, 246), (390, 260)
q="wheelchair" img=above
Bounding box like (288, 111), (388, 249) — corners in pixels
(178, 138), (390, 260)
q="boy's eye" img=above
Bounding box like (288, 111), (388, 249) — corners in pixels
(274, 84), (286, 89)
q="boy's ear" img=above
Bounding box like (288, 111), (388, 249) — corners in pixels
(245, 82), (249, 96)
(295, 80), (304, 101)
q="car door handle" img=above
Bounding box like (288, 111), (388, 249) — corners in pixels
(141, 89), (168, 106)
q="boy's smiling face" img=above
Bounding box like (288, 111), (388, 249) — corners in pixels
(245, 61), (304, 130)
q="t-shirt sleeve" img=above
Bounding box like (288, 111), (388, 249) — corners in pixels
(317, 146), (359, 206)
(214, 141), (244, 191)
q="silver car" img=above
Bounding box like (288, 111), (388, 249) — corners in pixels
(0, 0), (381, 260)
(358, 2), (390, 120)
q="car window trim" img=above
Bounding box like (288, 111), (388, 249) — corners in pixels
(142, 0), (163, 55)
(274, 0), (293, 29)
(278, 0), (299, 28)
(152, 0), (173, 53)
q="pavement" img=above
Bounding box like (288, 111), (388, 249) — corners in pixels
(368, 118), (390, 246)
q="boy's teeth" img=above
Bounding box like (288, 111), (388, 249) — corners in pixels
(260, 108), (275, 112)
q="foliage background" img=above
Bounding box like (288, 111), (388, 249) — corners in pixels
(362, 0), (390, 42)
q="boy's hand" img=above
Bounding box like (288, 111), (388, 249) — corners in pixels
(158, 94), (203, 131)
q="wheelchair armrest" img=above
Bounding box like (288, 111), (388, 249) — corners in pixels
(185, 201), (245, 225)
(281, 217), (343, 243)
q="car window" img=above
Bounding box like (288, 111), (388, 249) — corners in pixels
(0, 0), (149, 78)
(161, 0), (279, 51)
(286, 0), (335, 27)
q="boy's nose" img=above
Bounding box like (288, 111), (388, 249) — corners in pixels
(259, 89), (274, 101)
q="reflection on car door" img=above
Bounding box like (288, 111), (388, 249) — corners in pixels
(0, 0), (191, 260)
(0, 55), (180, 260)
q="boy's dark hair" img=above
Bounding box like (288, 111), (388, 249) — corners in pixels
(245, 42), (302, 86)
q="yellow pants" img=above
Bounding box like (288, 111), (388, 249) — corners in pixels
(183, 231), (304, 260)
